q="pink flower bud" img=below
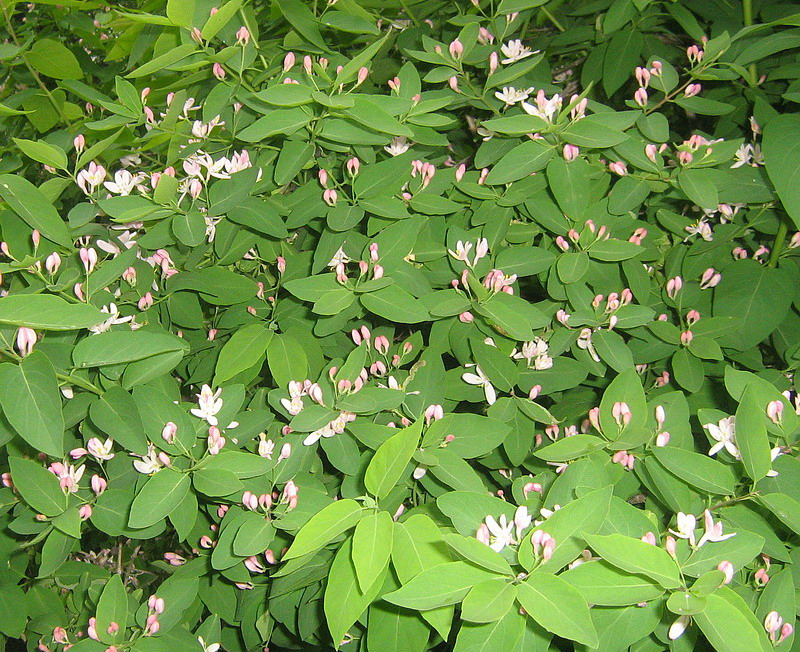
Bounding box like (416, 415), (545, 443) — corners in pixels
(665, 535), (677, 558)
(318, 168), (328, 187)
(448, 76), (460, 93)
(346, 157), (360, 175)
(162, 421), (177, 444)
(16, 327), (36, 357)
(449, 39), (464, 59)
(283, 52), (295, 71)
(641, 532), (656, 545)
(529, 385), (541, 400)
(236, 26), (250, 45)
(684, 83), (702, 97)
(656, 431), (670, 447)
(372, 264), (384, 279)
(634, 87), (648, 107)
(458, 311), (474, 323)
(699, 267), (721, 289)
(73, 134), (86, 152)
(645, 143), (659, 163)
(635, 66), (651, 88)
(717, 560), (734, 584)
(373, 335), (390, 355)
(755, 568), (770, 585)
(91, 475), (106, 495)
(666, 276), (683, 299)
(79, 504), (92, 520)
(608, 161), (628, 176)
(767, 400), (784, 425)
(212, 63), (226, 80)
(489, 51), (499, 74)
(45, 252), (62, 275)
(678, 150), (693, 166)
(454, 163), (466, 182)
(563, 144), (580, 162)
(79, 247), (98, 274)
(357, 67), (369, 85)
(190, 27), (203, 43)
(53, 627), (69, 644)
(87, 618), (99, 641)
(323, 189), (338, 206)
(680, 330), (693, 346)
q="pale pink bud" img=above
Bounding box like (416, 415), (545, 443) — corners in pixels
(358, 260), (369, 276)
(372, 264), (384, 279)
(555, 236), (570, 251)
(641, 532), (656, 545)
(665, 535), (677, 558)
(189, 178), (203, 199)
(680, 330), (693, 346)
(778, 623), (793, 644)
(87, 618), (99, 641)
(448, 76), (460, 93)
(476, 523), (491, 546)
(542, 537), (556, 561)
(403, 342), (412, 354)
(53, 627), (69, 644)
(489, 51), (499, 74)
(563, 144), (580, 162)
(666, 276), (683, 299)
(73, 134), (86, 152)
(755, 568), (770, 585)
(16, 327), (36, 357)
(699, 268), (721, 289)
(645, 143), (659, 163)
(318, 168), (328, 187)
(634, 87), (648, 107)
(767, 400), (784, 425)
(323, 189), (338, 206)
(236, 26), (250, 45)
(212, 63), (226, 80)
(656, 431), (670, 447)
(650, 60), (663, 76)
(162, 421), (177, 444)
(608, 161), (628, 176)
(612, 402), (631, 428)
(458, 311), (474, 323)
(668, 615), (689, 641)
(357, 67), (369, 85)
(717, 560), (734, 584)
(635, 66), (651, 88)
(191, 27), (203, 43)
(346, 157), (360, 175)
(529, 385), (541, 400)
(686, 310), (700, 325)
(523, 482), (542, 499)
(454, 163), (466, 182)
(79, 504), (92, 520)
(91, 475), (106, 495)
(277, 442), (292, 463)
(678, 150), (693, 166)
(283, 52), (295, 71)
(684, 83), (702, 98)
(449, 39), (464, 59)
(79, 247), (98, 274)
(1, 472), (12, 488)
(45, 252), (62, 275)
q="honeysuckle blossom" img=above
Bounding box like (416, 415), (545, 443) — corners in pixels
(303, 411), (356, 446)
(685, 219), (713, 241)
(668, 615), (690, 640)
(191, 385), (223, 426)
(521, 90), (562, 123)
(512, 338), (552, 369)
(576, 328), (600, 362)
(500, 39), (537, 64)
(462, 365), (496, 405)
(696, 509), (736, 547)
(95, 229), (138, 256)
(104, 169), (144, 196)
(480, 514), (516, 552)
(133, 443), (163, 475)
(669, 512), (697, 547)
(198, 636), (221, 652)
(49, 462), (85, 493)
(731, 142), (764, 168)
(89, 303), (133, 335)
(87, 437), (114, 461)
(328, 246), (351, 268)
(494, 86), (531, 106)
(76, 162), (106, 194)
(281, 381), (305, 416)
(384, 136), (410, 156)
(258, 434), (275, 459)
(513, 505), (532, 540)
(704, 416), (739, 458)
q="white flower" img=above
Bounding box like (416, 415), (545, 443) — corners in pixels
(500, 39), (537, 64)
(198, 636), (220, 652)
(668, 615), (690, 641)
(89, 303), (133, 335)
(533, 355), (554, 370)
(513, 338), (549, 367)
(87, 437), (114, 462)
(669, 512), (697, 547)
(281, 395), (304, 416)
(513, 505), (532, 540)
(133, 443), (162, 475)
(191, 385), (223, 426)
(203, 215), (222, 243)
(577, 328), (600, 362)
(731, 143), (764, 168)
(96, 230), (138, 256)
(119, 154), (142, 168)
(704, 416), (739, 459)
(76, 162), (106, 194)
(685, 219), (713, 241)
(223, 150), (252, 174)
(484, 514), (516, 552)
(494, 86), (531, 106)
(462, 365), (497, 405)
(104, 169), (144, 196)
(384, 136), (411, 156)
(521, 91), (562, 123)
(328, 246), (351, 268)
(448, 240), (473, 263)
(258, 435), (274, 459)
(767, 447), (783, 477)
(303, 423), (336, 446)
(696, 509), (736, 547)
(534, 504), (561, 526)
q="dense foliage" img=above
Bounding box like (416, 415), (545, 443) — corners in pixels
(2, 0), (800, 650)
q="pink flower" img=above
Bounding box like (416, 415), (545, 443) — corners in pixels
(16, 327), (36, 357)
(212, 63), (225, 80)
(283, 52), (295, 71)
(236, 26), (250, 45)
(563, 144), (580, 162)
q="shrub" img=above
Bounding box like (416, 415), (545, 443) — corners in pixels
(1, 0), (800, 650)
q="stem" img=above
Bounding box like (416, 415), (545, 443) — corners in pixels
(541, 7), (566, 33)
(397, 0), (419, 27)
(742, 0), (758, 84)
(768, 217), (789, 268)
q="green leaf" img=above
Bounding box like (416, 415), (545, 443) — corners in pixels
(283, 499), (363, 560)
(167, 0), (195, 26)
(275, 0), (330, 52)
(89, 387), (148, 455)
(461, 579), (517, 623)
(171, 211), (206, 246)
(533, 435), (606, 462)
(556, 252), (590, 284)
(360, 285), (430, 323)
(201, 0), (244, 39)
(583, 533), (681, 589)
(0, 294), (105, 331)
(517, 572), (598, 647)
(266, 333), (308, 389)
(383, 561), (498, 610)
(128, 469), (191, 529)
(758, 493), (800, 536)
(324, 536), (386, 647)
(237, 108), (312, 142)
(365, 419), (421, 499)
(678, 169), (719, 209)
(96, 575), (128, 645)
(443, 533), (514, 576)
(480, 114), (548, 136)
(652, 447), (737, 495)
(25, 38), (82, 79)
(274, 139), (314, 185)
(0, 174), (72, 246)
(763, 114), (800, 229)
(73, 331), (189, 367)
(694, 594), (764, 652)
(346, 96), (414, 137)
(484, 140), (554, 185)
(0, 579), (27, 637)
(592, 330), (634, 372)
(13, 138), (68, 170)
(127, 43), (198, 78)
(8, 456), (65, 517)
(232, 514), (276, 556)
(671, 348), (705, 393)
(736, 386), (771, 481)
(562, 115), (629, 147)
(562, 560), (664, 606)
(214, 323), (272, 384)
(0, 352), (64, 457)
(352, 511), (393, 591)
